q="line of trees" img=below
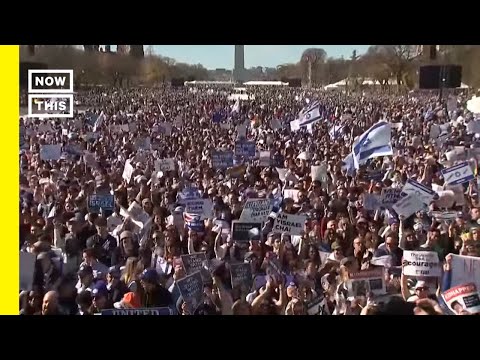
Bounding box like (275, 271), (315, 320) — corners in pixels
(20, 45), (480, 89)
(20, 45), (209, 87)
(277, 45), (480, 90)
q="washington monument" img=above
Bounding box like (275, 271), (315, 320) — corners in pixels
(233, 45), (246, 83)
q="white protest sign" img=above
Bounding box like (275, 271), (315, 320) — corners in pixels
(430, 211), (457, 221)
(155, 158), (176, 172)
(392, 194), (425, 218)
(290, 120), (300, 132)
(442, 162), (474, 186)
(122, 160), (134, 183)
(401, 179), (437, 205)
(20, 252), (36, 291)
(184, 199), (213, 220)
(240, 198), (273, 222)
(442, 283), (480, 315)
(311, 163), (328, 183)
(259, 151), (271, 167)
(348, 267), (386, 297)
(40, 144), (62, 161)
(451, 254), (480, 290)
(273, 212), (306, 236)
(283, 188), (300, 202)
(402, 250), (441, 277)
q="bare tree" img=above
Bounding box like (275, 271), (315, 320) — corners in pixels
(300, 48), (327, 85)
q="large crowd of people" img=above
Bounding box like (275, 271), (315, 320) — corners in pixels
(19, 81), (480, 315)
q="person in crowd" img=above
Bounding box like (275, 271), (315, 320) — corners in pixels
(19, 81), (480, 315)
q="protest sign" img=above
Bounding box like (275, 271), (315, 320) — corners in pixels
(265, 256), (283, 283)
(177, 187), (201, 203)
(442, 283), (480, 315)
(230, 263), (253, 290)
(441, 162), (474, 186)
(430, 211), (457, 221)
(392, 194), (425, 218)
(234, 141), (256, 159)
(184, 198), (213, 219)
(20, 252), (36, 291)
(402, 251), (441, 277)
(450, 254), (480, 290)
(122, 160), (134, 183)
(212, 151), (234, 169)
(100, 308), (173, 315)
(239, 198), (272, 222)
(401, 179), (437, 205)
(283, 188), (300, 202)
(272, 212), (306, 236)
(88, 194), (115, 213)
(348, 267), (386, 297)
(176, 271), (204, 314)
(259, 151), (272, 167)
(40, 144), (62, 161)
(231, 221), (262, 242)
(155, 158), (176, 172)
(363, 193), (381, 211)
(311, 164), (328, 183)
(381, 188), (403, 207)
(181, 252), (207, 275)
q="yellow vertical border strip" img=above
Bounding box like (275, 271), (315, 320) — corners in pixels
(0, 45), (19, 314)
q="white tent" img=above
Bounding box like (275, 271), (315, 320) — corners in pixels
(244, 81), (289, 86)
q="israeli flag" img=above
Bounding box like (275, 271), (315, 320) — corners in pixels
(352, 121), (392, 169)
(93, 111), (105, 132)
(298, 103), (322, 127)
(342, 152), (356, 176)
(329, 125), (344, 139)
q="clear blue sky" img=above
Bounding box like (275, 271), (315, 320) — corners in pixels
(113, 45), (370, 70)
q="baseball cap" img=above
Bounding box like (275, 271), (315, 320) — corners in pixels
(331, 242), (341, 251)
(113, 292), (141, 309)
(140, 269), (159, 284)
(92, 281), (109, 298)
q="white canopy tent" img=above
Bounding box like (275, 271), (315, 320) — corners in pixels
(243, 81), (289, 86)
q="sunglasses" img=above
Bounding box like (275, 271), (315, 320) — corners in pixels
(416, 287), (429, 291)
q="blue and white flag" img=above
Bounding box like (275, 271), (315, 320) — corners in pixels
(441, 162), (474, 186)
(342, 153), (356, 176)
(93, 111), (105, 132)
(329, 125), (344, 139)
(297, 103), (322, 127)
(352, 121), (392, 169)
(231, 99), (240, 114)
